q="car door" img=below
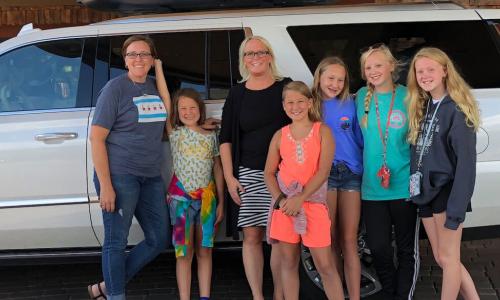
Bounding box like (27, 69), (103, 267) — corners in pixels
(0, 37), (99, 250)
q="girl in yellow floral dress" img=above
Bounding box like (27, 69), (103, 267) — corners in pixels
(155, 59), (225, 300)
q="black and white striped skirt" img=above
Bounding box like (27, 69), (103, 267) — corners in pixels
(237, 166), (272, 227)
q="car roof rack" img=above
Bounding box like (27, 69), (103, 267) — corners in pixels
(78, 0), (464, 14)
(90, 1), (464, 26)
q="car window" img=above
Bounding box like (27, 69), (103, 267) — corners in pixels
(106, 30), (244, 101)
(208, 30), (245, 99)
(490, 20), (500, 47)
(288, 20), (500, 92)
(493, 20), (500, 33)
(0, 39), (84, 112)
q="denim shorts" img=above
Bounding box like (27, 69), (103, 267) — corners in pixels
(327, 162), (362, 192)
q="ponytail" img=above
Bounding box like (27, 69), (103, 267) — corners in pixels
(361, 84), (374, 127)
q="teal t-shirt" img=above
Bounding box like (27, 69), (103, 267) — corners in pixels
(355, 85), (410, 200)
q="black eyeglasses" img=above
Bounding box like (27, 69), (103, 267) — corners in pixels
(243, 50), (270, 59)
(360, 42), (386, 54)
(125, 52), (152, 59)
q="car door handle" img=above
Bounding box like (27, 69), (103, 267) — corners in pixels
(35, 132), (78, 142)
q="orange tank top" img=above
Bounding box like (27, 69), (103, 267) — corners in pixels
(278, 122), (322, 187)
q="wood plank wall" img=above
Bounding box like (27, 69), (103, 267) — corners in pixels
(0, 5), (122, 39)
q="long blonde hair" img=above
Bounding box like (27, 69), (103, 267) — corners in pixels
(238, 35), (283, 82)
(407, 47), (480, 144)
(312, 56), (350, 119)
(359, 43), (401, 127)
(283, 81), (321, 122)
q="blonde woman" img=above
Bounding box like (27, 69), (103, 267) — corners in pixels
(219, 35), (291, 300)
(407, 47), (480, 300)
(312, 57), (363, 300)
(355, 43), (419, 300)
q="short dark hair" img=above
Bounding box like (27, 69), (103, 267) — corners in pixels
(171, 88), (206, 128)
(122, 35), (157, 59)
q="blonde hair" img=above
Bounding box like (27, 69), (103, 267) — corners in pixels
(359, 43), (401, 127)
(407, 47), (480, 144)
(311, 56), (350, 119)
(283, 81), (321, 122)
(238, 35), (283, 82)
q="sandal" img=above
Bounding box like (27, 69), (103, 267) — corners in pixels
(87, 282), (107, 300)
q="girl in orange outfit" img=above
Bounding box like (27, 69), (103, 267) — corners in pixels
(264, 81), (343, 300)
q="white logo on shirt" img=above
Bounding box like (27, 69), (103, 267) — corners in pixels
(133, 95), (167, 123)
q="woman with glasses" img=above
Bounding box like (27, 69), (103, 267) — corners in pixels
(88, 35), (169, 300)
(219, 35), (291, 300)
(356, 43), (419, 300)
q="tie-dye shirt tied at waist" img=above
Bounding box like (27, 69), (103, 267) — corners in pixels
(167, 174), (217, 257)
(266, 174), (327, 244)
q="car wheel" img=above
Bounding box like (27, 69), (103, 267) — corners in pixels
(298, 244), (382, 299)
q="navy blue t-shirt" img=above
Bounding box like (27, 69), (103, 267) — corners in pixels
(92, 73), (167, 177)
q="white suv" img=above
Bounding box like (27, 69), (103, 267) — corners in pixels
(0, 2), (498, 298)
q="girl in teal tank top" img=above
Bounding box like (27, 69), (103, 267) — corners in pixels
(355, 43), (419, 300)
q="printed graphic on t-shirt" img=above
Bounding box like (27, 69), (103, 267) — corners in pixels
(339, 116), (351, 131)
(416, 116), (440, 156)
(133, 95), (167, 123)
(389, 110), (406, 129)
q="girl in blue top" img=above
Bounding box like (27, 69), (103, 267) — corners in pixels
(355, 44), (419, 300)
(312, 56), (363, 300)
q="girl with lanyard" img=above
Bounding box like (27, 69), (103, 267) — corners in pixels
(356, 43), (419, 300)
(407, 47), (480, 300)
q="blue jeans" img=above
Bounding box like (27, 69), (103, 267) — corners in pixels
(94, 173), (169, 299)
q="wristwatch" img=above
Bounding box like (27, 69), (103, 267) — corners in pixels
(274, 192), (287, 209)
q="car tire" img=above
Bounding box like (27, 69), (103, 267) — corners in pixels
(298, 245), (382, 299)
(298, 246), (327, 300)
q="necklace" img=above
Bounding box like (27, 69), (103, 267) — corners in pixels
(129, 77), (148, 96)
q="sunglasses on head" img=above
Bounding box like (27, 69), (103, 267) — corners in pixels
(360, 42), (386, 54)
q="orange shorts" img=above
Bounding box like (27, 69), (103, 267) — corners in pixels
(269, 202), (331, 248)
